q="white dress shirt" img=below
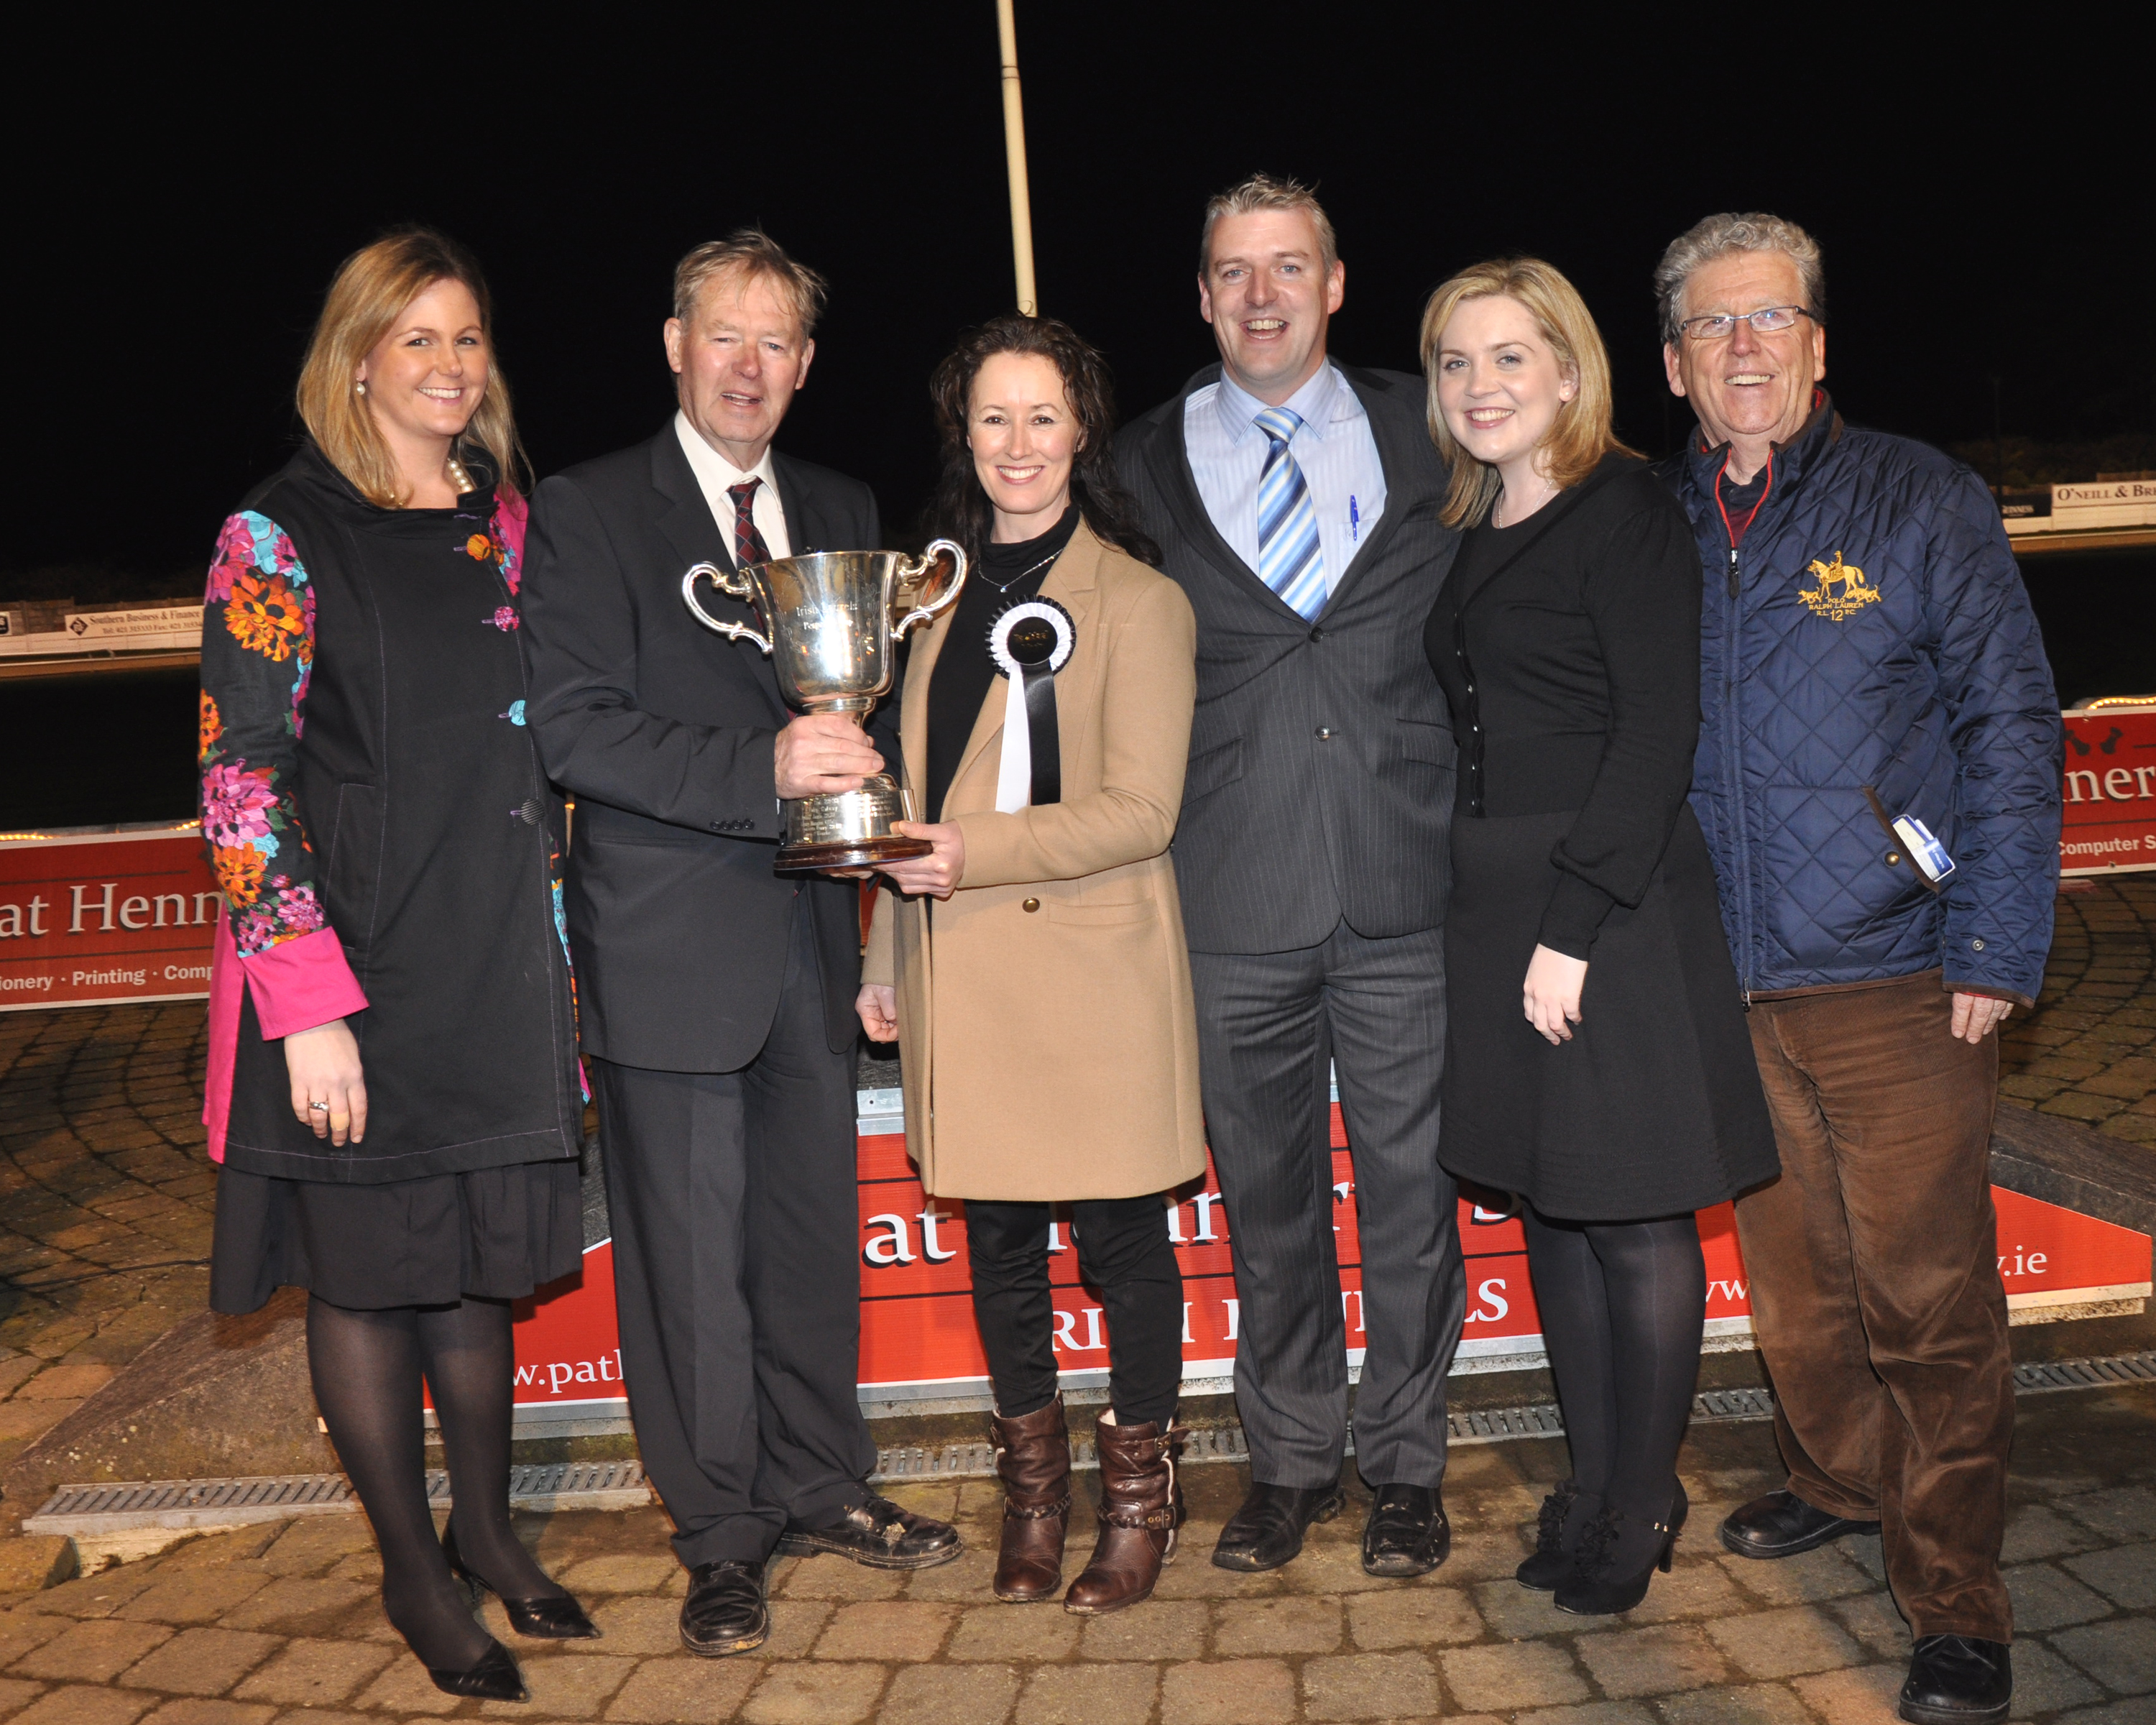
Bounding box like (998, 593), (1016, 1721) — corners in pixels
(1182, 362), (1386, 599)
(673, 410), (792, 561)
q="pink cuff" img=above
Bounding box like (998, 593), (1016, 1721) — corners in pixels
(201, 915), (369, 1166)
(497, 490), (528, 571)
(243, 926), (369, 1039)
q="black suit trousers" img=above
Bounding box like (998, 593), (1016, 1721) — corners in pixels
(590, 898), (875, 1566)
(1189, 921), (1465, 1489)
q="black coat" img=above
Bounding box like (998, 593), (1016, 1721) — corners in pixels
(211, 445), (584, 1182)
(520, 425), (890, 1071)
(1115, 365), (1460, 954)
(1423, 460), (1777, 1218)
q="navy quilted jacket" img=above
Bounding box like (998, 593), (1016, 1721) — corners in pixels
(1657, 397), (2062, 1004)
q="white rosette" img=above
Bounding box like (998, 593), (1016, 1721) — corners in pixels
(987, 598), (1077, 813)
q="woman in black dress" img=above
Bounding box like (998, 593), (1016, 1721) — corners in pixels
(1418, 258), (1777, 1614)
(201, 231), (591, 1701)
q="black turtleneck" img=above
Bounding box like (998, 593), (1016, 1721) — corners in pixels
(923, 503), (1080, 820)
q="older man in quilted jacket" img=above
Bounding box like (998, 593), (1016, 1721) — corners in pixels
(1654, 213), (2061, 1725)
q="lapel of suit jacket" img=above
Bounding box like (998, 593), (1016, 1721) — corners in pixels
(944, 520), (1105, 811)
(770, 452), (826, 555)
(1148, 369), (1294, 610)
(650, 425), (732, 574)
(1319, 367), (1426, 612)
(898, 592), (949, 802)
(650, 426), (788, 722)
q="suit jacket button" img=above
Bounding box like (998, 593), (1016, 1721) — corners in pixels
(1022, 898), (1041, 913)
(519, 798), (543, 826)
(1309, 625), (1325, 641)
(1316, 727), (1334, 740)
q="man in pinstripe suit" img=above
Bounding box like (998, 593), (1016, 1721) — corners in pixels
(1116, 175), (1467, 1576)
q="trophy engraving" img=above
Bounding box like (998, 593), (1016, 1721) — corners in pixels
(681, 540), (967, 872)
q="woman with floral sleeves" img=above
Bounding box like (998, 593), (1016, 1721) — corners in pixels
(200, 230), (590, 1703)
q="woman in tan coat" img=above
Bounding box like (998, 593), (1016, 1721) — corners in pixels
(860, 316), (1202, 1615)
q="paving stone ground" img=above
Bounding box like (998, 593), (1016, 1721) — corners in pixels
(2000, 875), (2156, 1146)
(0, 1386), (2149, 1721)
(0, 1004), (213, 1478)
(0, 878), (2152, 1720)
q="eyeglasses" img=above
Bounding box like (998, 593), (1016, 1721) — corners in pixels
(1677, 305), (1816, 341)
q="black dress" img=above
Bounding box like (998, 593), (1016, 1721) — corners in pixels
(202, 443), (584, 1312)
(1422, 457), (1776, 1220)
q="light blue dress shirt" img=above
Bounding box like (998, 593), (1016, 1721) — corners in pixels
(1183, 362), (1387, 601)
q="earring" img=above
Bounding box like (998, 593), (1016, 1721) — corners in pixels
(355, 381), (368, 396)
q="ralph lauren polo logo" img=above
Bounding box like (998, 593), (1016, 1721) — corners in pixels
(1798, 553), (1880, 621)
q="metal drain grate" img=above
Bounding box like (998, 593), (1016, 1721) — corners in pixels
(24, 1460), (650, 1539)
(1449, 1404), (1569, 1443)
(2014, 1350), (2156, 1393)
(1693, 1386), (1778, 1422)
(27, 1351), (2153, 1535)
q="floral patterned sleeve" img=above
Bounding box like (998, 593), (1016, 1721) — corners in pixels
(199, 512), (331, 957)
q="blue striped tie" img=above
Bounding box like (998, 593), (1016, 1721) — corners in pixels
(1253, 405), (1326, 620)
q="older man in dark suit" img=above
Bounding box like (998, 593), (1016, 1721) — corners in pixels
(1117, 175), (1465, 1578)
(520, 231), (958, 1659)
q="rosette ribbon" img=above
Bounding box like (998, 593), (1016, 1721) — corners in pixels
(987, 598), (1076, 813)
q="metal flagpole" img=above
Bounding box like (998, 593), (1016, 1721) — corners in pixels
(995, 0), (1038, 315)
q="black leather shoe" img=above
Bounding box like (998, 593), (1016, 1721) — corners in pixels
(1362, 1484), (1450, 1577)
(1211, 1481), (1348, 1572)
(442, 1519), (599, 1639)
(1719, 1489), (1881, 1560)
(425, 1637), (525, 1701)
(679, 1558), (769, 1657)
(1899, 1634), (2011, 1724)
(773, 1495), (963, 1570)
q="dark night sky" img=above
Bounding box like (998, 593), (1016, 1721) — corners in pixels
(9, 6), (2145, 588)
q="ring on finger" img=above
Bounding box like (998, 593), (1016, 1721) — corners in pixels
(308, 1100), (330, 1113)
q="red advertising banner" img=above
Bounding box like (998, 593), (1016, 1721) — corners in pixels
(0, 826), (216, 1011)
(504, 1102), (2154, 1420)
(2062, 704), (2156, 875)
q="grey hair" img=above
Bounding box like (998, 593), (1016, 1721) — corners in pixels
(671, 228), (829, 338)
(1199, 172), (1340, 277)
(1653, 212), (1825, 344)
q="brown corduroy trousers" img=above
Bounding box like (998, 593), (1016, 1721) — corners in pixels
(1740, 970), (2013, 1642)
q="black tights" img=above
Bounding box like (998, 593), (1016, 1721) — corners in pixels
(965, 1195), (1184, 1429)
(306, 1295), (562, 1670)
(1520, 1208), (1705, 1521)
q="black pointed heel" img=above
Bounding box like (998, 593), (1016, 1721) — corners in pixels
(1553, 1481), (1690, 1616)
(443, 1518), (599, 1639)
(425, 1635), (526, 1701)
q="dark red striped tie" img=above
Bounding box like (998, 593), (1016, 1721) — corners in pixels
(728, 479), (772, 569)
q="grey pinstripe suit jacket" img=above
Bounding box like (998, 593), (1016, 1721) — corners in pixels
(1117, 364), (1460, 955)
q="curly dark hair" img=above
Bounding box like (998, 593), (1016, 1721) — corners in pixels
(923, 315), (1160, 568)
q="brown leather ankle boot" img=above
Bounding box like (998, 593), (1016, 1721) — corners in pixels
(989, 1395), (1072, 1602)
(1064, 1414), (1185, 1614)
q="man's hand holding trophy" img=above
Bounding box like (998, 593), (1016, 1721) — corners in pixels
(682, 541), (969, 871)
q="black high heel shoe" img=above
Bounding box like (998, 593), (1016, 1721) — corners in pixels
(443, 1517), (600, 1639)
(1517, 1478), (1604, 1591)
(425, 1636), (527, 1701)
(1553, 1480), (1690, 1616)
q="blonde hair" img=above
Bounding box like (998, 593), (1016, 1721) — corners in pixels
(295, 229), (528, 509)
(672, 229), (829, 339)
(1199, 172), (1339, 277)
(1419, 257), (1636, 529)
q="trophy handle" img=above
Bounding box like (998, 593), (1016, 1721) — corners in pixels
(891, 539), (969, 640)
(681, 562), (773, 656)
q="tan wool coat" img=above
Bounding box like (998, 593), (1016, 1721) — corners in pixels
(862, 520), (1205, 1202)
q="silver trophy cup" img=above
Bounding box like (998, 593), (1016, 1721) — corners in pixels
(681, 540), (967, 871)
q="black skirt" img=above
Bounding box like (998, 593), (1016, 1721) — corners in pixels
(210, 1157), (584, 1313)
(1441, 804), (1778, 1221)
